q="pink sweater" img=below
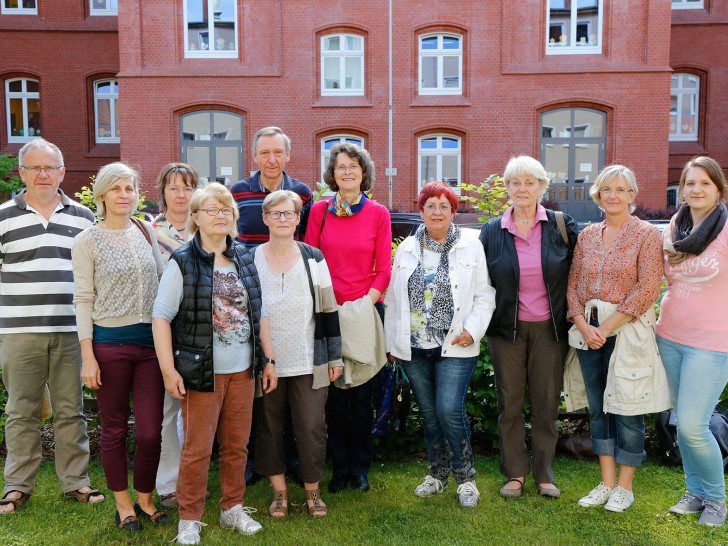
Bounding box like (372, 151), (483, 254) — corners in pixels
(304, 198), (392, 305)
(657, 223), (728, 352)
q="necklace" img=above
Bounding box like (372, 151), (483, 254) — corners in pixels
(513, 213), (534, 225)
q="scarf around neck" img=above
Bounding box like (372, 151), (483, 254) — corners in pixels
(664, 202), (728, 265)
(329, 192), (367, 217)
(407, 222), (461, 338)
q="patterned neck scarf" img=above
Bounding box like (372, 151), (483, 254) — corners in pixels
(329, 192), (367, 217)
(407, 222), (461, 337)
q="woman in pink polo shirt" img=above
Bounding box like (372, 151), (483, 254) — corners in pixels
(480, 155), (578, 499)
(305, 142), (391, 494)
(657, 156), (728, 527)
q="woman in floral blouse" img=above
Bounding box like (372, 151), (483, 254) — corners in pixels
(566, 165), (663, 513)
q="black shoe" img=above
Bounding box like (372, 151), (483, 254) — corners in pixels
(328, 474), (349, 493)
(134, 502), (172, 525)
(350, 475), (370, 492)
(115, 510), (141, 531)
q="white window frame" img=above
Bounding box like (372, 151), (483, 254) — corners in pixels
(1, 0), (37, 15)
(320, 135), (365, 192)
(667, 185), (679, 208)
(183, 0), (238, 59)
(670, 73), (700, 142)
(94, 79), (120, 144)
(90, 0), (117, 16)
(671, 0), (704, 9)
(320, 33), (365, 97)
(5, 78), (40, 143)
(546, 0), (603, 55)
(417, 135), (461, 193)
(418, 33), (463, 96)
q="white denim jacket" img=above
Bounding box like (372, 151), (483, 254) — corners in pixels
(384, 228), (496, 361)
(563, 299), (671, 416)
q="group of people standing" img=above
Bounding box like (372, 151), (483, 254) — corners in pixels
(0, 129), (726, 544)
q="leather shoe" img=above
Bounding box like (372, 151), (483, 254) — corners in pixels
(328, 474), (349, 493)
(350, 475), (370, 492)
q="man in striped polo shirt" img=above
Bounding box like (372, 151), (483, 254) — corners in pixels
(0, 139), (103, 513)
(230, 126), (312, 249)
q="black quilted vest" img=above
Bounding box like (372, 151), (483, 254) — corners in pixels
(170, 234), (263, 392)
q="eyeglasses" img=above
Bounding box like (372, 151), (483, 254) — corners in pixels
(598, 188), (632, 196)
(265, 210), (298, 219)
(335, 164), (361, 173)
(21, 165), (63, 176)
(197, 207), (234, 217)
(424, 204), (452, 213)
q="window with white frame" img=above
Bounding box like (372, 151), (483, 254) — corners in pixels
(5, 78), (40, 143)
(546, 0), (602, 54)
(321, 34), (364, 96)
(90, 0), (117, 15)
(672, 0), (704, 9)
(321, 135), (364, 186)
(670, 73), (700, 141)
(183, 0), (238, 58)
(418, 135), (461, 191)
(667, 185), (679, 209)
(2, 0), (36, 14)
(419, 34), (462, 95)
(94, 79), (120, 143)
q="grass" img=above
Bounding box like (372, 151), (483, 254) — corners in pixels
(1, 455), (727, 545)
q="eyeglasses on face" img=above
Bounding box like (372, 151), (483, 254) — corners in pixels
(598, 188), (632, 196)
(197, 207), (234, 217)
(21, 165), (63, 176)
(335, 164), (361, 173)
(424, 204), (452, 213)
(265, 210), (298, 219)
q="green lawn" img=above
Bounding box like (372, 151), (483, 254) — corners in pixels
(1, 455), (726, 545)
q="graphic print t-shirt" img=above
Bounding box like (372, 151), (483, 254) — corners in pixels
(211, 262), (252, 373)
(409, 249), (453, 349)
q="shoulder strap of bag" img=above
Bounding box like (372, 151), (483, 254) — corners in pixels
(130, 217), (152, 246)
(554, 211), (568, 245)
(319, 199), (329, 240)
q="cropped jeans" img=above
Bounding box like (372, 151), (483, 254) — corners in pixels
(576, 329), (646, 468)
(402, 346), (477, 485)
(657, 335), (728, 503)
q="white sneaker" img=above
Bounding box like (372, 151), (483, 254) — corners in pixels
(578, 482), (613, 508)
(414, 475), (448, 497)
(604, 486), (634, 512)
(173, 520), (207, 545)
(220, 504), (262, 535)
(456, 481), (480, 508)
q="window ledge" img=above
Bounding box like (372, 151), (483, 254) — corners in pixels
(312, 97), (372, 108)
(669, 141), (706, 155)
(410, 96), (470, 107)
(86, 143), (121, 158)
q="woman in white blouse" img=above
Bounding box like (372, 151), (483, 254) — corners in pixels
(254, 190), (343, 518)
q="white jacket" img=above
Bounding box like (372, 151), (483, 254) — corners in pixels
(563, 299), (671, 416)
(384, 229), (496, 361)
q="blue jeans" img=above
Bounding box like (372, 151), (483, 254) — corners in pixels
(402, 347), (476, 484)
(576, 330), (646, 468)
(657, 335), (728, 503)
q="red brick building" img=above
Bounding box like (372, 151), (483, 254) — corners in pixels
(0, 1), (724, 221)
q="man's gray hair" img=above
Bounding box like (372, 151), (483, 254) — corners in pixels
(18, 138), (64, 167)
(252, 126), (291, 157)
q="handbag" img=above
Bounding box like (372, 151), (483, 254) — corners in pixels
(173, 345), (212, 391)
(390, 364), (411, 432)
(4, 382), (53, 420)
(557, 416), (596, 459)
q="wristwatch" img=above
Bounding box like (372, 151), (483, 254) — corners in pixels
(264, 357), (276, 366)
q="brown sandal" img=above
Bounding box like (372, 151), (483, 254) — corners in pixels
(305, 488), (328, 517)
(0, 491), (30, 513)
(268, 489), (288, 518)
(64, 488), (105, 503)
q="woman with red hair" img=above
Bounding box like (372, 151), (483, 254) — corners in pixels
(384, 181), (495, 507)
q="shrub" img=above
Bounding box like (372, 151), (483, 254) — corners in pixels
(0, 154), (24, 201)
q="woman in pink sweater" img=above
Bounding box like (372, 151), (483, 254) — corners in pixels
(657, 156), (728, 527)
(305, 142), (391, 493)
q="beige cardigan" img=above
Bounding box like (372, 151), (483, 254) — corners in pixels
(563, 299), (671, 416)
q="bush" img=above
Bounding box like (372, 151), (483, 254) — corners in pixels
(0, 154), (24, 201)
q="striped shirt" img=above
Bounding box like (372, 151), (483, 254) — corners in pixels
(229, 170), (312, 249)
(0, 190), (95, 334)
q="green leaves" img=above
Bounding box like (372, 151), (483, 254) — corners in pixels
(457, 174), (510, 223)
(0, 154), (25, 200)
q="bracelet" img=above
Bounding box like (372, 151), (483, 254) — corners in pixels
(264, 357), (276, 366)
